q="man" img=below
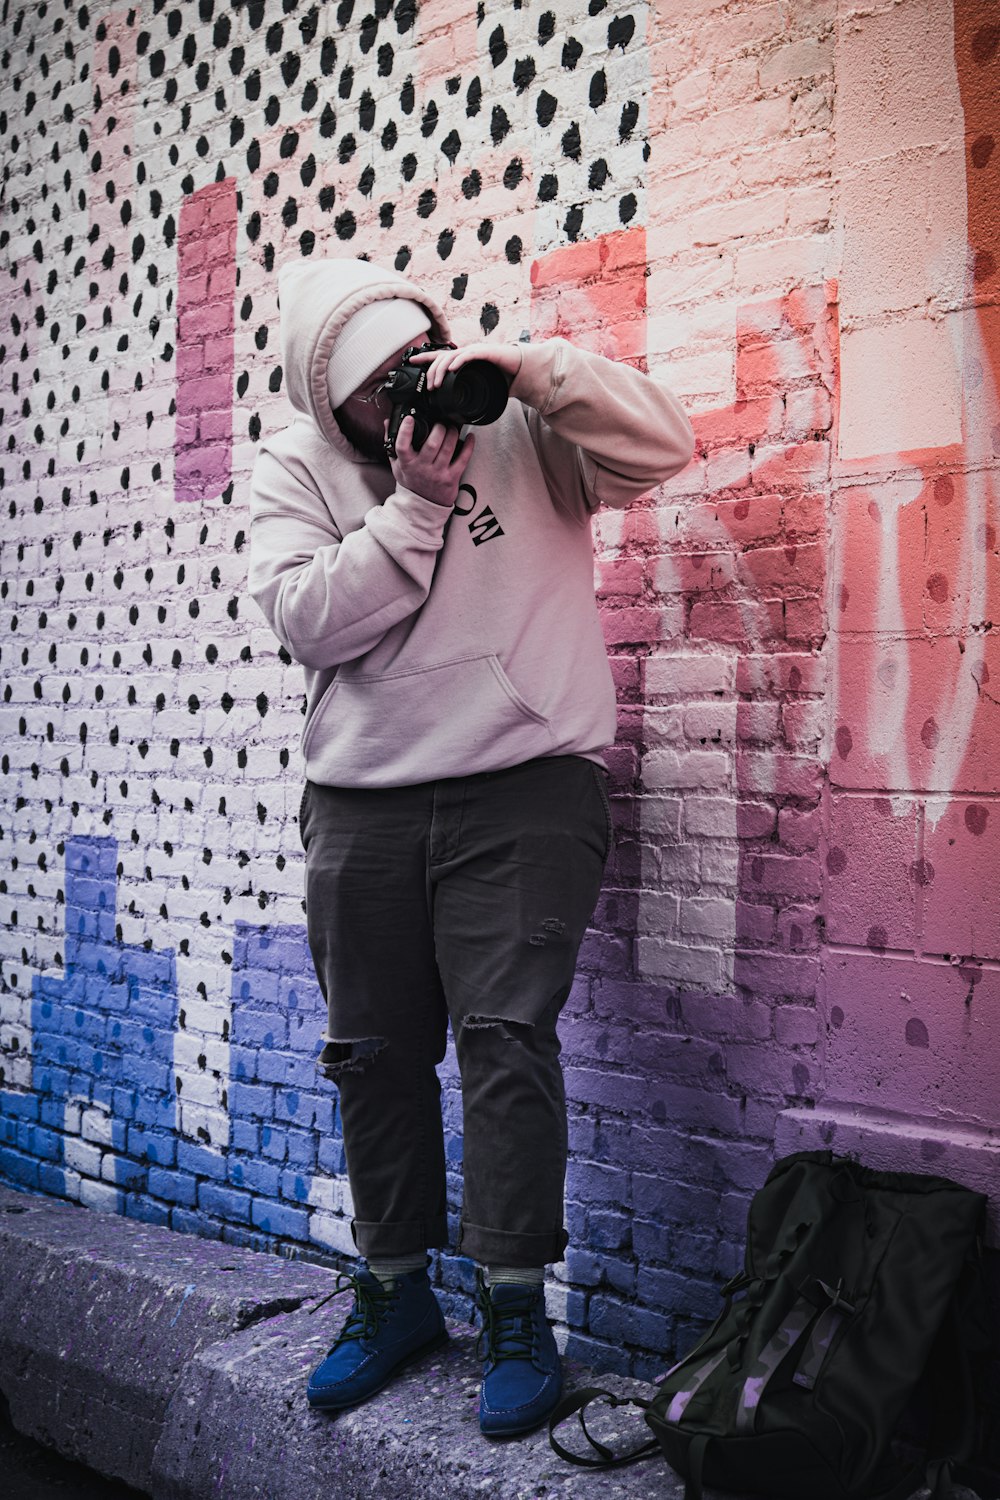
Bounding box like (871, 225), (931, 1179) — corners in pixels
(247, 256), (695, 1437)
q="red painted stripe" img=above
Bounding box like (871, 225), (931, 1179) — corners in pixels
(174, 179), (238, 503)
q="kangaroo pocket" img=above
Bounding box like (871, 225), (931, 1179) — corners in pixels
(301, 653), (556, 786)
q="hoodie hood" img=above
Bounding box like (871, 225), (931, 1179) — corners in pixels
(278, 257), (451, 459)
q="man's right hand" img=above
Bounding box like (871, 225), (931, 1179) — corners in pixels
(387, 414), (476, 509)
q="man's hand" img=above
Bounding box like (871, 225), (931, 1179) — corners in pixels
(387, 414), (476, 509)
(407, 341), (523, 390)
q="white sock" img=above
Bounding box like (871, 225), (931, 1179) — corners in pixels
(367, 1253), (428, 1289)
(485, 1264), (545, 1288)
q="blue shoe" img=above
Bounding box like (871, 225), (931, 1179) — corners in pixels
(306, 1266), (448, 1412)
(476, 1269), (563, 1437)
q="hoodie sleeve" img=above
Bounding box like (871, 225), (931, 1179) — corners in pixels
(248, 446), (451, 671)
(509, 338), (695, 516)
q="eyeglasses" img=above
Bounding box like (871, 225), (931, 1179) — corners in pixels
(346, 380), (389, 406)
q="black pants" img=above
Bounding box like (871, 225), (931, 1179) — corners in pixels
(299, 754), (612, 1267)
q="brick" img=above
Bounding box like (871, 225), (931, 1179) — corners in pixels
(198, 1182), (252, 1224)
(79, 1179), (126, 1214)
(148, 1167), (198, 1207)
(251, 1200), (310, 1240)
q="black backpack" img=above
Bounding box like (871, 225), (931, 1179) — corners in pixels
(550, 1151), (989, 1500)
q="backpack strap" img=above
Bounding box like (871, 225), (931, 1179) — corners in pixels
(684, 1433), (710, 1500)
(548, 1386), (659, 1469)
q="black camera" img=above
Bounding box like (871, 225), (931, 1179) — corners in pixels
(382, 341), (510, 458)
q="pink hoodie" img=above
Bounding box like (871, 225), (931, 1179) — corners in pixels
(247, 257), (695, 787)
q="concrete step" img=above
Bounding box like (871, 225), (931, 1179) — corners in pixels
(0, 1184), (978, 1500)
(0, 1184), (683, 1499)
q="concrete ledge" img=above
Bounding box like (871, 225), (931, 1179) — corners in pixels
(0, 1185), (690, 1500)
(1, 1184), (979, 1500)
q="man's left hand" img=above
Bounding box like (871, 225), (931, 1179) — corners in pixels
(407, 341), (523, 390)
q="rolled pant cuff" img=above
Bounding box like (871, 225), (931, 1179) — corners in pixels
(457, 1220), (569, 1268)
(351, 1216), (449, 1258)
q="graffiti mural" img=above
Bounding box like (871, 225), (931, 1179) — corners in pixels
(0, 0), (997, 1382)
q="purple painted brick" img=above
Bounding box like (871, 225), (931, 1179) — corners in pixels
(125, 1194), (171, 1227)
(170, 1207), (223, 1239)
(230, 1158), (281, 1196)
(637, 1267), (721, 1321)
(177, 1141), (228, 1181)
(588, 1211), (632, 1252)
(251, 1199), (309, 1240)
(148, 1167), (198, 1207)
(126, 1126), (177, 1167)
(563, 1330), (631, 1377)
(198, 1182), (252, 1224)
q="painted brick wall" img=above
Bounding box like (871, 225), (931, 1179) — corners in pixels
(1, 0), (998, 1413)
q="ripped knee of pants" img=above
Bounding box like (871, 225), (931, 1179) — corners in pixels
(462, 1014), (535, 1043)
(316, 1035), (385, 1080)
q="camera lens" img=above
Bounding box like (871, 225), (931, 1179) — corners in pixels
(438, 362), (508, 427)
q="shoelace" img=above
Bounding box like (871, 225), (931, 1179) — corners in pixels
(310, 1270), (396, 1348)
(476, 1278), (538, 1366)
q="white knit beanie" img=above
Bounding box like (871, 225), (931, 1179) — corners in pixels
(325, 298), (432, 411)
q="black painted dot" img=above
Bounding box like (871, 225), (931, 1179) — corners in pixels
(609, 15), (636, 50)
(562, 122), (581, 160)
(378, 43), (394, 76)
(359, 89), (376, 130)
(379, 200), (394, 226)
(280, 129), (298, 159)
(537, 173), (558, 202)
(590, 69), (607, 109)
(589, 158), (608, 189)
(358, 165), (375, 196)
(537, 91), (556, 128)
(505, 235), (522, 264)
(491, 106), (510, 144)
(437, 229), (454, 259)
(339, 64), (354, 99)
(319, 184), (335, 212)
(335, 210), (356, 239)
(503, 158), (523, 190)
(321, 37), (337, 74)
(281, 52), (300, 88)
(461, 169), (481, 198)
(394, 244), (411, 270)
(538, 11), (555, 43)
(562, 37), (582, 69)
(564, 205), (584, 241)
(477, 218), (493, 245)
(441, 129), (460, 163)
(400, 75), (414, 113)
(320, 102), (336, 137)
(401, 152), (417, 180)
(480, 304), (499, 335)
(513, 57), (535, 93)
(451, 274), (467, 300)
(382, 119), (398, 150)
(619, 193), (637, 223)
(489, 25), (507, 67)
(421, 99), (437, 137)
(417, 187), (436, 217)
(300, 153), (316, 186)
(339, 134), (356, 163)
(359, 13), (378, 52)
(619, 100), (639, 141)
(466, 76), (481, 116)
